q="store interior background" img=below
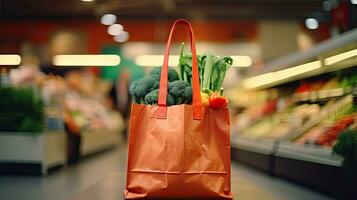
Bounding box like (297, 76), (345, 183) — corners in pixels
(1, 0), (357, 200)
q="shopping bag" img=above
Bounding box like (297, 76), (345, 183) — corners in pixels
(125, 19), (233, 199)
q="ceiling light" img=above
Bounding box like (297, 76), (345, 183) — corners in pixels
(107, 24), (123, 36)
(230, 56), (252, 67)
(0, 54), (21, 65)
(243, 73), (276, 89)
(53, 55), (120, 66)
(100, 14), (116, 25)
(351, 0), (357, 5)
(114, 31), (129, 42)
(135, 55), (180, 67)
(134, 55), (251, 67)
(81, 0), (94, 2)
(243, 61), (321, 89)
(305, 18), (319, 30)
(324, 49), (357, 65)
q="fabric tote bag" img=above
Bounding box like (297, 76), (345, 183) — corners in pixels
(125, 19), (233, 199)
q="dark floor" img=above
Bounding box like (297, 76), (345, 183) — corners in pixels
(0, 145), (335, 200)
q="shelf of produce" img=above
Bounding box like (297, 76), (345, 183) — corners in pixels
(274, 142), (346, 198)
(292, 88), (348, 103)
(0, 130), (67, 175)
(80, 129), (121, 157)
(231, 136), (277, 174)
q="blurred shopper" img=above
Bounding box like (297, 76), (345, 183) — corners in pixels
(117, 61), (144, 139)
(101, 46), (144, 139)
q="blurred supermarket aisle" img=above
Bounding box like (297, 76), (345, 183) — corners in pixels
(0, 144), (335, 200)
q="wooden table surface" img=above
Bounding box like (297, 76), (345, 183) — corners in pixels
(71, 172), (274, 200)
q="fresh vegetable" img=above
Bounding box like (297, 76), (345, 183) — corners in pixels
(150, 66), (179, 82)
(129, 76), (157, 103)
(168, 80), (191, 104)
(178, 42), (186, 81)
(202, 88), (213, 95)
(202, 53), (216, 90)
(201, 92), (210, 107)
(130, 47), (232, 107)
(333, 130), (357, 182)
(178, 50), (205, 84)
(209, 88), (228, 109)
(178, 45), (232, 92)
(0, 87), (44, 132)
(184, 86), (193, 104)
(178, 51), (192, 83)
(209, 57), (233, 91)
(144, 89), (175, 106)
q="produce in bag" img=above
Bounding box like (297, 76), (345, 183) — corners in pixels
(130, 43), (233, 109)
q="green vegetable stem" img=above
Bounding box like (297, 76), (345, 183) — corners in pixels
(210, 56), (232, 91)
(178, 42), (185, 81)
(178, 48), (206, 86)
(202, 53), (215, 90)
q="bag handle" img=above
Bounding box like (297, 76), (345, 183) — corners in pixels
(157, 19), (203, 120)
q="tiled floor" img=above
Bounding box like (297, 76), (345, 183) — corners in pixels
(0, 145), (335, 200)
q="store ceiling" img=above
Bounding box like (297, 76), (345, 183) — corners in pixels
(1, 0), (326, 21)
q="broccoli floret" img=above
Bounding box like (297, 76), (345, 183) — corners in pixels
(168, 80), (191, 105)
(144, 89), (175, 106)
(150, 73), (160, 81)
(129, 76), (156, 103)
(129, 80), (139, 102)
(150, 74), (160, 90)
(152, 81), (160, 90)
(150, 66), (179, 82)
(184, 86), (192, 104)
(144, 89), (159, 105)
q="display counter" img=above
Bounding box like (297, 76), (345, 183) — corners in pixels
(80, 130), (121, 157)
(230, 28), (357, 199)
(0, 130), (67, 175)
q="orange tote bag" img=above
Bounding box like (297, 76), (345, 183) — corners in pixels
(125, 19), (233, 199)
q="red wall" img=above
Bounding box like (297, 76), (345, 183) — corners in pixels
(0, 20), (258, 54)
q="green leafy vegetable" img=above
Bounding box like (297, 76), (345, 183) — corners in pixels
(333, 130), (357, 181)
(178, 50), (206, 85)
(0, 87), (44, 132)
(202, 53), (216, 90)
(178, 45), (233, 92)
(178, 42), (186, 81)
(210, 56), (233, 91)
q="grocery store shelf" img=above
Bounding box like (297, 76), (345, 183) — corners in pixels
(253, 28), (357, 76)
(245, 28), (357, 89)
(231, 137), (277, 173)
(231, 136), (345, 197)
(287, 94), (353, 140)
(231, 136), (277, 155)
(292, 88), (348, 103)
(276, 142), (342, 166)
